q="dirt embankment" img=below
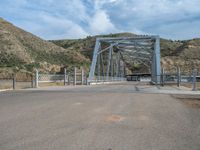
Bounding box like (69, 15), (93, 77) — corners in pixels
(172, 94), (200, 109)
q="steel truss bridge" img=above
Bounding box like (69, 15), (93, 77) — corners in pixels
(88, 36), (161, 84)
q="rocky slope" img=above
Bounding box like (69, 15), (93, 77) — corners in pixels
(0, 18), (89, 74)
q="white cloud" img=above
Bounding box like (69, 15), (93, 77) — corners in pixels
(101, 0), (200, 39)
(33, 14), (89, 39)
(88, 10), (118, 35)
(0, 0), (199, 40)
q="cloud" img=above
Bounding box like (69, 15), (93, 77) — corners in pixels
(88, 10), (118, 35)
(101, 0), (200, 39)
(0, 0), (199, 40)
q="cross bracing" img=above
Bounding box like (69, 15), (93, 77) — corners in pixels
(88, 36), (161, 84)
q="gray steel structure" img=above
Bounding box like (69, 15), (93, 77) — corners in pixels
(88, 36), (161, 84)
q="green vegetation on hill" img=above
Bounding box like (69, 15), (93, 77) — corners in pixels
(0, 18), (90, 74)
(0, 18), (199, 75)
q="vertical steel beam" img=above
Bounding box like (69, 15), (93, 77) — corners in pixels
(88, 39), (100, 82)
(121, 61), (124, 77)
(115, 56), (119, 77)
(97, 54), (101, 80)
(117, 52), (121, 77)
(152, 36), (161, 84)
(111, 49), (113, 77)
(106, 45), (113, 80)
(100, 52), (105, 80)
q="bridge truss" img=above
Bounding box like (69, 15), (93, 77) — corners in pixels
(88, 36), (161, 84)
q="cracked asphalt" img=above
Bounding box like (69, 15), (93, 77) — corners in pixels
(0, 82), (200, 150)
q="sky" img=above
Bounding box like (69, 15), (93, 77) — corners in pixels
(0, 0), (200, 40)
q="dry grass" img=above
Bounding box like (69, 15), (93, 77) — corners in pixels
(172, 94), (200, 109)
(181, 82), (200, 90)
(38, 82), (64, 87)
(0, 81), (33, 89)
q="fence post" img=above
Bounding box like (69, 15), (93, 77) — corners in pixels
(192, 69), (197, 91)
(73, 67), (77, 86)
(31, 75), (34, 88)
(81, 68), (84, 85)
(35, 69), (38, 88)
(161, 68), (165, 87)
(86, 77), (89, 85)
(12, 74), (16, 90)
(68, 72), (70, 85)
(177, 67), (181, 87)
(64, 68), (67, 86)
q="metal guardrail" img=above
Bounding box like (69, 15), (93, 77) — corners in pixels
(88, 76), (127, 84)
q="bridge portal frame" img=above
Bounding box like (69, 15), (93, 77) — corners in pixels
(88, 36), (161, 84)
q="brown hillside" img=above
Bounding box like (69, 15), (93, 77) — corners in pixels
(0, 18), (89, 73)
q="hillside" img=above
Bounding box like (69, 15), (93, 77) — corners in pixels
(51, 34), (200, 73)
(0, 18), (199, 75)
(0, 18), (89, 74)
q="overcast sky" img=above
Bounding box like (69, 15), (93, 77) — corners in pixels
(0, 0), (200, 40)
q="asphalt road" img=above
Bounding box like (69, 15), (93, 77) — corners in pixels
(0, 83), (200, 150)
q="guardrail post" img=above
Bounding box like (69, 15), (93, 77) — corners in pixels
(177, 67), (181, 87)
(35, 69), (38, 88)
(64, 68), (67, 86)
(12, 74), (16, 90)
(73, 67), (77, 86)
(192, 69), (197, 91)
(81, 68), (84, 85)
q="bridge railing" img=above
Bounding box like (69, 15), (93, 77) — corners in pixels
(88, 76), (126, 84)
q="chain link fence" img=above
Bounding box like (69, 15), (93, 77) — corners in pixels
(0, 72), (34, 90)
(159, 67), (199, 91)
(0, 67), (88, 90)
(35, 67), (87, 87)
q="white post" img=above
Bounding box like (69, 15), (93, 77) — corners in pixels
(64, 68), (67, 86)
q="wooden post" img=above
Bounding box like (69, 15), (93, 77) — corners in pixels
(73, 67), (77, 86)
(64, 68), (67, 86)
(192, 69), (197, 91)
(12, 74), (16, 90)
